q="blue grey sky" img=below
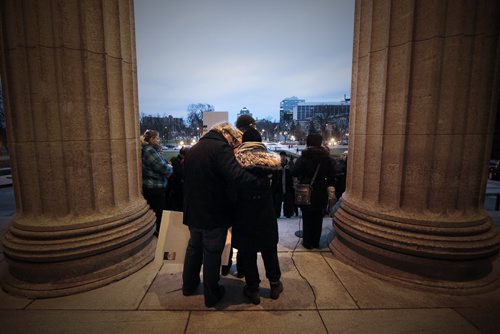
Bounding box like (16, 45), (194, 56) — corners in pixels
(134, 0), (355, 123)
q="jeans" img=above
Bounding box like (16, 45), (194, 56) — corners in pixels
(183, 227), (227, 305)
(238, 246), (281, 288)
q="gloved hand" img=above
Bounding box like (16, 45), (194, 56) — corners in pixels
(327, 186), (336, 201)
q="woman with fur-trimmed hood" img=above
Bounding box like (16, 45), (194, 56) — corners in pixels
(231, 127), (284, 305)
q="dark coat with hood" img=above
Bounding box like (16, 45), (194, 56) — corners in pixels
(230, 142), (281, 252)
(183, 129), (265, 230)
(292, 146), (336, 210)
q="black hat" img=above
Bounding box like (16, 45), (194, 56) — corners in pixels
(242, 127), (262, 143)
(306, 133), (323, 147)
(235, 114), (256, 131)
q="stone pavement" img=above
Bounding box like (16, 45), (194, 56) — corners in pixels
(0, 186), (499, 333)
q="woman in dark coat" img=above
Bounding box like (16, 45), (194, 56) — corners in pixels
(292, 133), (336, 249)
(231, 127), (284, 305)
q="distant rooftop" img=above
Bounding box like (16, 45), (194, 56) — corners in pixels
(297, 101), (350, 106)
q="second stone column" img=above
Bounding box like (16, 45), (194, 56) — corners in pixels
(331, 0), (500, 292)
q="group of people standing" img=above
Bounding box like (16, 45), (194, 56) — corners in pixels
(141, 115), (337, 308)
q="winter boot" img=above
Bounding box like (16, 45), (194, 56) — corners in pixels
(243, 285), (260, 305)
(270, 281), (283, 300)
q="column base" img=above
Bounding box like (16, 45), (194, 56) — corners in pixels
(1, 206), (157, 298)
(331, 201), (500, 295)
(330, 234), (500, 295)
(2, 237), (155, 298)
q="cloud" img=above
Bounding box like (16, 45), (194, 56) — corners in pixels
(135, 0), (355, 121)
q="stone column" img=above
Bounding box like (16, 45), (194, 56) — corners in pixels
(332, 0), (500, 293)
(0, 0), (156, 297)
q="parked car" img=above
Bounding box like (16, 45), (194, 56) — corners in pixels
(162, 144), (179, 151)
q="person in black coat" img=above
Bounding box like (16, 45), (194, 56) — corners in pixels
(231, 127), (283, 305)
(292, 133), (336, 249)
(165, 146), (190, 212)
(182, 122), (266, 308)
(272, 151), (295, 218)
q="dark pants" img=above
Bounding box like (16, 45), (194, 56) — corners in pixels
(143, 187), (167, 233)
(274, 192), (295, 218)
(183, 227), (227, 305)
(238, 246), (281, 288)
(301, 207), (324, 248)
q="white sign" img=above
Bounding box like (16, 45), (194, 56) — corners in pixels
(155, 210), (233, 267)
(202, 111), (228, 135)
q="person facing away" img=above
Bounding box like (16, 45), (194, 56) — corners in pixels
(272, 151), (295, 218)
(220, 114), (258, 277)
(165, 145), (190, 212)
(141, 129), (173, 236)
(292, 133), (336, 249)
(235, 114), (256, 132)
(231, 127), (284, 305)
(181, 122), (267, 308)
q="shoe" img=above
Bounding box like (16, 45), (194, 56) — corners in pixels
(243, 285), (260, 305)
(205, 285), (225, 307)
(236, 272), (245, 279)
(270, 281), (283, 300)
(182, 279), (200, 296)
(221, 265), (230, 276)
(302, 242), (313, 250)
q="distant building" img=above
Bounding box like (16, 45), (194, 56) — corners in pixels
(237, 107), (252, 118)
(294, 98), (350, 130)
(280, 96), (305, 123)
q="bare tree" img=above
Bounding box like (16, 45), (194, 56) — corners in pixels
(186, 103), (214, 137)
(313, 109), (334, 139)
(255, 118), (279, 141)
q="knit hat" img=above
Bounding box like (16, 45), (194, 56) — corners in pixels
(235, 114), (256, 131)
(242, 127), (262, 143)
(306, 133), (323, 147)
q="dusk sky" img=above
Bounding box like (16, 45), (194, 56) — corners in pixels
(134, 0), (355, 123)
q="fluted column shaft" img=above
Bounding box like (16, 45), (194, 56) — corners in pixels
(0, 0), (156, 297)
(332, 0), (500, 292)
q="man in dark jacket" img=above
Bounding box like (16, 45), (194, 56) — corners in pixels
(272, 151), (295, 218)
(165, 146), (190, 212)
(182, 122), (265, 308)
(292, 133), (336, 249)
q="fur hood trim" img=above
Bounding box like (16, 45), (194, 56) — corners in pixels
(236, 142), (281, 170)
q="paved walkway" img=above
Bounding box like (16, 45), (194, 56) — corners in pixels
(0, 187), (499, 333)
